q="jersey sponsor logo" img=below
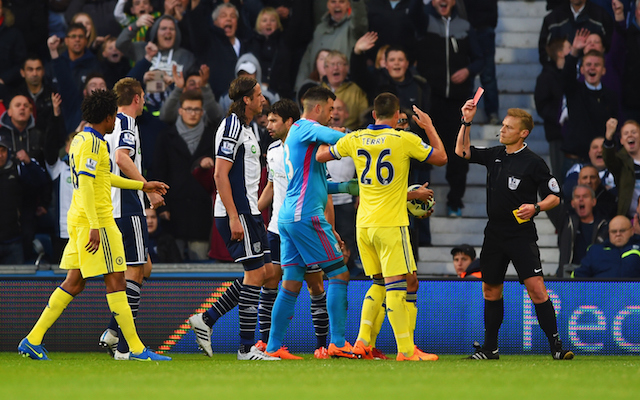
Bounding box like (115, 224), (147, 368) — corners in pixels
(85, 158), (98, 171)
(122, 133), (135, 146)
(221, 140), (235, 155)
(508, 176), (521, 190)
(548, 177), (560, 193)
(251, 144), (257, 154)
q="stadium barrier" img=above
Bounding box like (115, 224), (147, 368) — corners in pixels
(1, 276), (638, 355)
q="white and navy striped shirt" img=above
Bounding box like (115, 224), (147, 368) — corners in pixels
(266, 139), (287, 234)
(214, 113), (262, 217)
(106, 112), (145, 218)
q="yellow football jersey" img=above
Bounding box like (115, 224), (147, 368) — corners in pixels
(67, 128), (116, 228)
(331, 125), (433, 227)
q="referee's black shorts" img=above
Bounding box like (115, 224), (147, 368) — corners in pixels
(479, 225), (543, 285)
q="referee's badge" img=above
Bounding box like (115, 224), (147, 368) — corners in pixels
(548, 177), (560, 193)
(508, 176), (521, 190)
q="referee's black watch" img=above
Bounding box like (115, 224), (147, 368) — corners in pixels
(533, 203), (541, 216)
(461, 117), (472, 127)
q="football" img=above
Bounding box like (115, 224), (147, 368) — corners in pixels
(407, 184), (435, 218)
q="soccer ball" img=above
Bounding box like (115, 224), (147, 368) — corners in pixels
(407, 184), (435, 218)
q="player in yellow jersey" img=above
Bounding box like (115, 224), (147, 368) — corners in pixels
(18, 89), (171, 361)
(317, 93), (447, 360)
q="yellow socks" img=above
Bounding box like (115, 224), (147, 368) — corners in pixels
(106, 291), (145, 354)
(406, 291), (418, 338)
(385, 280), (414, 357)
(357, 281), (386, 346)
(27, 287), (74, 345)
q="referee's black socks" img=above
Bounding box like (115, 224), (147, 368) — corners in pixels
(534, 298), (559, 348)
(483, 298), (503, 351)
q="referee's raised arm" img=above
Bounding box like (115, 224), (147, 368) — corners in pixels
(455, 99), (476, 160)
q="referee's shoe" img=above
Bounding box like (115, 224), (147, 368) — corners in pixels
(551, 338), (574, 360)
(466, 341), (499, 360)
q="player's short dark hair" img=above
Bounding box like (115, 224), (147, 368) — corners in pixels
(582, 49), (605, 64)
(113, 77), (143, 106)
(21, 54), (44, 69)
(270, 99), (300, 124)
(384, 46), (407, 60)
(82, 89), (118, 124)
(506, 108), (534, 133)
(179, 89), (203, 106)
(373, 93), (400, 120)
(67, 22), (87, 36)
(545, 37), (567, 62)
(301, 86), (335, 113)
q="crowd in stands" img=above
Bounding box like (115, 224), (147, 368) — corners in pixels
(0, 0), (639, 278)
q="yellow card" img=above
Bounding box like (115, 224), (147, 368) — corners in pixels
(513, 209), (530, 224)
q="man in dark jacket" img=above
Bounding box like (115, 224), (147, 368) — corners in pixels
(0, 135), (48, 264)
(575, 215), (640, 278)
(0, 2), (27, 101)
(557, 184), (609, 277)
(14, 56), (55, 133)
(538, 0), (614, 65)
(412, 0), (483, 217)
(186, 2), (247, 99)
(152, 90), (213, 260)
(0, 94), (45, 165)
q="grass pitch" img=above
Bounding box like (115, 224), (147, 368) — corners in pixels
(1, 353), (639, 400)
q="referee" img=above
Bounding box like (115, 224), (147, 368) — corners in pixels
(455, 99), (574, 360)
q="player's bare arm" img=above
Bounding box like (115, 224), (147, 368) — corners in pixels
(315, 144), (334, 163)
(412, 105), (447, 166)
(258, 181), (274, 212)
(114, 148), (165, 209)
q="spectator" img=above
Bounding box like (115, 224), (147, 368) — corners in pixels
(351, 34), (431, 112)
(0, 95), (45, 165)
(152, 90), (214, 260)
(146, 207), (183, 263)
(450, 244), (481, 278)
(538, 0), (614, 65)
(603, 118), (640, 217)
(465, 0), (499, 124)
(623, 0), (640, 122)
(321, 50), (368, 130)
(0, 136), (48, 265)
(365, 0), (416, 62)
(116, 14), (195, 70)
(71, 12), (108, 55)
(218, 53), (281, 113)
(412, 0), (483, 217)
(113, 0), (162, 43)
(64, 0), (121, 37)
(159, 64), (223, 125)
(0, 2), (27, 98)
(575, 215), (640, 278)
(14, 56), (55, 133)
(535, 38), (571, 181)
(296, 48), (329, 103)
(99, 37), (131, 89)
(294, 0), (368, 92)
(575, 165), (617, 219)
(47, 24), (102, 96)
(557, 184), (609, 277)
(563, 137), (616, 200)
(245, 7), (293, 99)
(561, 36), (618, 172)
(3, 0), (47, 61)
(186, 1), (247, 99)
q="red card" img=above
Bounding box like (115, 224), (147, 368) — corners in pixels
(473, 87), (485, 105)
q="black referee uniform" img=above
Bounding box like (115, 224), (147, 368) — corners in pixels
(469, 143), (561, 284)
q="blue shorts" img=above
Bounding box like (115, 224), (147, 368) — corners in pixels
(115, 215), (149, 266)
(216, 214), (271, 271)
(269, 230), (322, 273)
(279, 215), (343, 271)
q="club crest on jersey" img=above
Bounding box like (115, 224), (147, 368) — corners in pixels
(253, 242), (262, 253)
(251, 145), (257, 154)
(221, 140), (234, 155)
(85, 158), (97, 171)
(508, 176), (521, 190)
(548, 177), (560, 193)
(116, 257), (124, 265)
(122, 133), (135, 146)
